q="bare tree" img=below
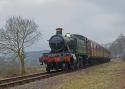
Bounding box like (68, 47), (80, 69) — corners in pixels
(0, 16), (41, 75)
(108, 34), (125, 59)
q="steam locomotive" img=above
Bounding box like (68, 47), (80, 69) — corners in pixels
(39, 28), (110, 72)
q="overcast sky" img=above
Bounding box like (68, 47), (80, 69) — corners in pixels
(0, 0), (125, 51)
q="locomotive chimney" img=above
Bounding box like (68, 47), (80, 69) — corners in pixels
(56, 28), (63, 35)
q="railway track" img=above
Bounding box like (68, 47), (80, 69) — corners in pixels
(0, 71), (63, 89)
(0, 62), (105, 89)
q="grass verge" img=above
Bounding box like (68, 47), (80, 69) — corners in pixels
(54, 60), (125, 89)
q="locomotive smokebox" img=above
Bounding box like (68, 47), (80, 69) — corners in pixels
(56, 28), (63, 35)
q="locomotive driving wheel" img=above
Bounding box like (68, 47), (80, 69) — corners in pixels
(70, 63), (75, 70)
(62, 63), (69, 71)
(76, 56), (84, 69)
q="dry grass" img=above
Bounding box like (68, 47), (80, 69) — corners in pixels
(25, 67), (46, 75)
(53, 60), (125, 89)
(0, 67), (45, 79)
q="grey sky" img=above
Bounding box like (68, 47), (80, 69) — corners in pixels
(0, 0), (125, 51)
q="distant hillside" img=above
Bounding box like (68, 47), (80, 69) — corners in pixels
(0, 50), (50, 69)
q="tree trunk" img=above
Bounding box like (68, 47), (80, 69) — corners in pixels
(19, 54), (26, 75)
